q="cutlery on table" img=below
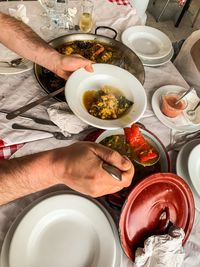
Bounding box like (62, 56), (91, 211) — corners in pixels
(167, 130), (200, 151)
(0, 58), (27, 67)
(175, 87), (194, 104)
(186, 100), (200, 116)
(6, 87), (65, 120)
(12, 123), (70, 140)
(0, 110), (55, 126)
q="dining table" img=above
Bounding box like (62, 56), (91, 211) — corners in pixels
(0, 1), (200, 266)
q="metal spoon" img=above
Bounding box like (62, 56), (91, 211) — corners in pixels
(186, 100), (200, 116)
(12, 123), (71, 140)
(175, 87), (194, 105)
(0, 58), (25, 67)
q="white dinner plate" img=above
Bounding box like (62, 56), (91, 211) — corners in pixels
(152, 85), (200, 132)
(188, 144), (200, 197)
(65, 63), (147, 130)
(121, 26), (172, 60)
(142, 47), (174, 67)
(1, 192), (122, 267)
(0, 59), (33, 75)
(176, 139), (200, 211)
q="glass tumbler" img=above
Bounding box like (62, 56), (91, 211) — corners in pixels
(79, 0), (93, 33)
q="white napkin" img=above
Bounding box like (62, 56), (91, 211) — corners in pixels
(47, 102), (88, 137)
(9, 4), (29, 24)
(68, 7), (77, 18)
(135, 226), (185, 267)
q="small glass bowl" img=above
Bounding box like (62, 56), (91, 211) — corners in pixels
(160, 92), (188, 118)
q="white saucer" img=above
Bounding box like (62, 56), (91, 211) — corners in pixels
(1, 192), (122, 267)
(0, 59), (33, 75)
(176, 139), (200, 211)
(188, 144), (200, 197)
(152, 85), (200, 132)
(121, 26), (172, 60)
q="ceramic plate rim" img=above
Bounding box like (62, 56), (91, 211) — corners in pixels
(1, 191), (122, 267)
(0, 60), (33, 75)
(142, 47), (174, 67)
(121, 26), (172, 60)
(152, 85), (200, 132)
(188, 144), (200, 197)
(176, 139), (200, 211)
(65, 63), (147, 130)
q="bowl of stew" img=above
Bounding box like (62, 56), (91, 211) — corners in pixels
(65, 64), (147, 129)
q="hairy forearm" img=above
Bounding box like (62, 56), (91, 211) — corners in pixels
(0, 151), (60, 205)
(0, 12), (60, 72)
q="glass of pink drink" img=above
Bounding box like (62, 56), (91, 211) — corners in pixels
(161, 92), (187, 118)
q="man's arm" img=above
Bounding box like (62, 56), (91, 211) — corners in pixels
(0, 12), (93, 79)
(0, 142), (134, 205)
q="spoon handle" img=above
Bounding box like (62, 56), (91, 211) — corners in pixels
(102, 162), (122, 181)
(12, 123), (54, 135)
(6, 87), (65, 120)
(175, 87), (194, 104)
(193, 101), (200, 111)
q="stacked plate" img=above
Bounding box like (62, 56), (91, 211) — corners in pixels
(176, 140), (200, 211)
(121, 26), (173, 67)
(0, 192), (122, 267)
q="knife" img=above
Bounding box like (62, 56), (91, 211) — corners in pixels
(0, 110), (55, 126)
(6, 87), (65, 120)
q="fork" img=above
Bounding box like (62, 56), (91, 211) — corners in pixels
(0, 58), (26, 67)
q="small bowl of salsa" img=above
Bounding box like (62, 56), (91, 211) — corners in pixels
(161, 92), (187, 118)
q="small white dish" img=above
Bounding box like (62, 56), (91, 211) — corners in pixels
(152, 85), (200, 132)
(176, 139), (200, 211)
(0, 59), (33, 75)
(188, 144), (200, 197)
(121, 26), (172, 60)
(65, 63), (147, 130)
(4, 193), (122, 267)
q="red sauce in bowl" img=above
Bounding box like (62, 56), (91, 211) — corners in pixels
(161, 93), (187, 118)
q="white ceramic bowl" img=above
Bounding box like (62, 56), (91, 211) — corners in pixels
(121, 26), (172, 60)
(65, 64), (147, 130)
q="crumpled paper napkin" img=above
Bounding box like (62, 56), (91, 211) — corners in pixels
(47, 102), (88, 137)
(134, 226), (185, 267)
(9, 4), (29, 24)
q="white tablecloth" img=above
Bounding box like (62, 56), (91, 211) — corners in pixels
(0, 1), (199, 267)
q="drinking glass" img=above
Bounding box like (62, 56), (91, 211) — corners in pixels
(55, 0), (68, 29)
(79, 0), (93, 33)
(38, 0), (58, 36)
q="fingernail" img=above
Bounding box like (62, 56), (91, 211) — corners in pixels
(122, 155), (131, 165)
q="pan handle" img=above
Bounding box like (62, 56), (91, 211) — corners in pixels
(95, 26), (117, 39)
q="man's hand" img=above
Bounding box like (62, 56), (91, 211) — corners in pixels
(53, 54), (93, 79)
(0, 142), (134, 204)
(52, 142), (134, 197)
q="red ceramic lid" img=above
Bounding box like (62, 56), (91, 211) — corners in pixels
(119, 173), (195, 261)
